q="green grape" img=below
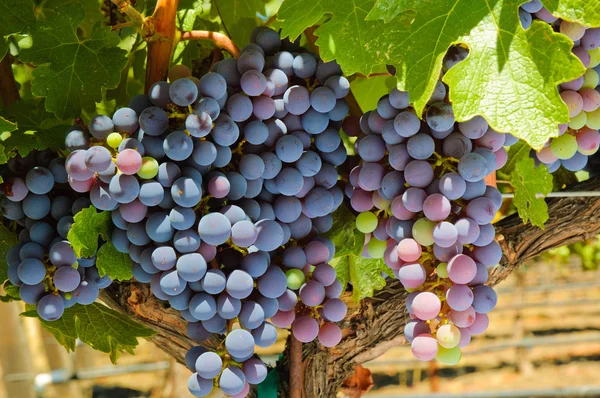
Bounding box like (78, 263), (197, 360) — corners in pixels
(568, 111), (587, 130)
(107, 132), (123, 148)
(435, 345), (461, 365)
(550, 134), (578, 160)
(356, 212), (378, 233)
(412, 218), (436, 246)
(436, 262), (448, 278)
(286, 269), (305, 290)
(367, 238), (387, 258)
(137, 156), (159, 179)
(586, 108), (600, 129)
(582, 68), (599, 88)
(436, 324), (461, 348)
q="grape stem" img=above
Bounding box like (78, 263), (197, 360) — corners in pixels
(289, 335), (304, 398)
(110, 21), (134, 31)
(265, 14), (277, 26)
(180, 31), (240, 59)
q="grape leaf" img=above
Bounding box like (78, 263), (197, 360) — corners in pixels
(68, 206), (112, 259)
(22, 302), (155, 364)
(96, 242), (133, 282)
(351, 74), (398, 112)
(323, 204), (364, 258)
(278, 0), (585, 150)
(19, 3), (128, 119)
(0, 116), (18, 172)
(331, 255), (393, 301)
(0, 224), (18, 284)
(1, 99), (71, 160)
(511, 157), (553, 228)
(40, 0), (105, 38)
(0, 0), (35, 59)
(215, 0), (264, 45)
(443, 19), (584, 150)
(498, 140), (530, 178)
(543, 0), (600, 27)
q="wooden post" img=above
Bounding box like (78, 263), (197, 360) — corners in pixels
(40, 328), (82, 398)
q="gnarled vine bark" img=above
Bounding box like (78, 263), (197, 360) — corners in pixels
(100, 175), (600, 397)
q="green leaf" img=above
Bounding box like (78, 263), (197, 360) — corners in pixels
(67, 206), (112, 259)
(323, 204), (364, 258)
(499, 140), (531, 178)
(350, 74), (398, 112)
(0, 117), (18, 171)
(0, 0), (35, 59)
(19, 3), (128, 119)
(332, 255), (392, 301)
(216, 0), (264, 46)
(1, 99), (71, 160)
(511, 157), (553, 228)
(365, 0), (412, 23)
(444, 19), (584, 150)
(96, 242), (133, 282)
(279, 0), (585, 150)
(0, 225), (18, 284)
(543, 0), (600, 27)
(23, 302), (155, 364)
(40, 0), (105, 38)
(0, 282), (22, 303)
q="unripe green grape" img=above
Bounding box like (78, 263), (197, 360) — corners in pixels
(356, 212), (378, 233)
(582, 68), (599, 88)
(436, 262), (448, 278)
(367, 238), (387, 258)
(107, 132), (123, 148)
(137, 156), (159, 179)
(286, 269), (305, 290)
(550, 134), (577, 160)
(436, 324), (461, 348)
(586, 107), (600, 129)
(412, 218), (436, 246)
(568, 111), (587, 130)
(435, 345), (462, 365)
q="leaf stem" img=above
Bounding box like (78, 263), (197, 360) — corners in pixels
(110, 0), (146, 35)
(111, 21), (135, 31)
(265, 15), (277, 26)
(180, 31), (240, 59)
(0, 54), (20, 106)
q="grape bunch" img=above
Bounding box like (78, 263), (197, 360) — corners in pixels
(519, 1), (600, 171)
(1, 151), (113, 321)
(63, 26), (349, 397)
(344, 63), (512, 363)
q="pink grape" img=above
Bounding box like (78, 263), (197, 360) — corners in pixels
(384, 245), (402, 270)
(468, 313), (489, 335)
(536, 146), (558, 164)
(69, 176), (96, 193)
(466, 197), (497, 225)
(318, 322), (342, 347)
(475, 129), (505, 152)
(411, 292), (441, 320)
(576, 127), (600, 154)
(270, 309), (295, 328)
(446, 284), (474, 311)
(580, 88), (600, 112)
(561, 76), (584, 91)
(469, 262), (489, 285)
(458, 327), (472, 348)
(405, 290), (421, 313)
(323, 298), (347, 322)
(411, 334), (438, 361)
(402, 187), (427, 212)
(116, 149), (143, 175)
(350, 188), (374, 212)
(292, 315), (319, 343)
(447, 254), (477, 284)
(397, 263), (426, 289)
(432, 221), (458, 248)
(391, 196), (416, 220)
(449, 306), (476, 328)
(582, 28), (600, 50)
(422, 193), (451, 221)
(572, 47), (590, 67)
(560, 90), (583, 118)
(494, 147), (508, 169)
(397, 238), (422, 262)
(454, 218), (480, 244)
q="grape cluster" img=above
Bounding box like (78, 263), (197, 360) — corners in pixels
(519, 1), (600, 171)
(1, 151), (113, 321)
(63, 26), (349, 397)
(344, 60), (515, 363)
